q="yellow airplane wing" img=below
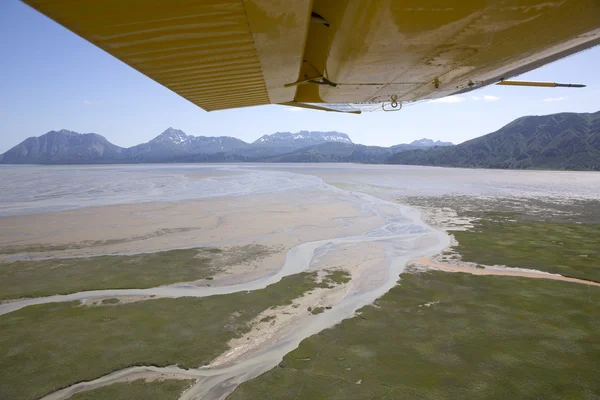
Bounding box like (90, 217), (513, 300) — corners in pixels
(23, 0), (600, 112)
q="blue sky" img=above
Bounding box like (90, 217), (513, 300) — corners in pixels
(1, 1), (599, 153)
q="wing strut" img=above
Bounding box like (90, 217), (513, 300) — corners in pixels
(497, 80), (585, 88)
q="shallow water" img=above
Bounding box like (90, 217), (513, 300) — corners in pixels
(2, 164), (598, 217)
(0, 164), (329, 217)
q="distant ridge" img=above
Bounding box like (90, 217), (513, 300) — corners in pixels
(1, 128), (449, 165)
(388, 111), (600, 170)
(9, 112), (600, 170)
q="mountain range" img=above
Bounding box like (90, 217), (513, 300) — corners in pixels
(0, 129), (450, 164)
(1, 111), (599, 170)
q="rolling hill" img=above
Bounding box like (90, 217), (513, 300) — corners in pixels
(388, 111), (600, 170)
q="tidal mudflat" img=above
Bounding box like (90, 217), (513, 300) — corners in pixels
(1, 164), (598, 400)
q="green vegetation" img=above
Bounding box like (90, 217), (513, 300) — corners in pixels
(316, 269), (352, 289)
(0, 244), (270, 300)
(453, 218), (600, 281)
(231, 271), (600, 400)
(0, 243), (73, 255)
(325, 269), (352, 285)
(402, 195), (600, 224)
(0, 272), (319, 400)
(70, 379), (192, 400)
(310, 306), (325, 315)
(260, 315), (276, 323)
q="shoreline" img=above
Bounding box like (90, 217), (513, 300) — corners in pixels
(403, 197), (600, 288)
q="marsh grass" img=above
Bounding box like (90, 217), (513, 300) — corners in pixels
(325, 270), (351, 285)
(0, 245), (270, 300)
(453, 218), (600, 281)
(69, 379), (192, 400)
(316, 270), (352, 289)
(260, 315), (276, 323)
(310, 306), (325, 315)
(230, 271), (600, 400)
(0, 272), (319, 400)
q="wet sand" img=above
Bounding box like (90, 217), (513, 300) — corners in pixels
(411, 256), (600, 287)
(0, 189), (382, 259)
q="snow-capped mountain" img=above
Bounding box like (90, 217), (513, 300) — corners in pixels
(124, 127), (249, 161)
(0, 126), (455, 164)
(410, 138), (453, 147)
(150, 127), (189, 146)
(253, 131), (353, 148)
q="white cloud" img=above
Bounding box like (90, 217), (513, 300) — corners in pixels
(472, 95), (499, 101)
(285, 107), (304, 112)
(543, 97), (565, 102)
(430, 96), (466, 104)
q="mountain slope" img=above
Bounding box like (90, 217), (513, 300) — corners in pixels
(259, 137), (454, 163)
(261, 142), (393, 163)
(388, 111), (600, 170)
(0, 129), (124, 164)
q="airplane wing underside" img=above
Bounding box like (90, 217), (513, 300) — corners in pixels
(23, 0), (600, 112)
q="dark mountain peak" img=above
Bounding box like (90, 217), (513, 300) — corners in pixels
(0, 129), (123, 164)
(35, 129), (111, 144)
(53, 128), (75, 135)
(40, 129), (76, 139)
